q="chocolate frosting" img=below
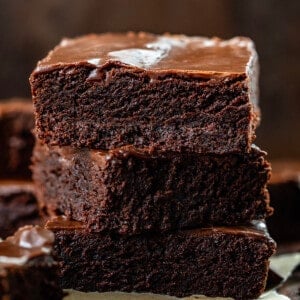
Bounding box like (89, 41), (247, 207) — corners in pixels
(45, 216), (85, 230)
(34, 32), (256, 78)
(0, 225), (54, 268)
(45, 216), (271, 241)
(37, 142), (265, 165)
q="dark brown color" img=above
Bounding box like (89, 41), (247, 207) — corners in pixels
(0, 226), (63, 300)
(0, 181), (40, 239)
(277, 265), (300, 300)
(30, 33), (259, 154)
(46, 217), (276, 299)
(0, 98), (34, 180)
(32, 142), (272, 234)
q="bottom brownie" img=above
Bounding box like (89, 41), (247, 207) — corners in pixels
(0, 181), (40, 238)
(0, 225), (63, 300)
(46, 217), (276, 299)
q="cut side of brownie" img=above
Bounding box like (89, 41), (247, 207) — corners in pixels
(0, 225), (63, 300)
(32, 142), (272, 234)
(30, 33), (260, 154)
(46, 216), (276, 299)
(0, 181), (40, 239)
(267, 160), (300, 244)
(0, 98), (34, 179)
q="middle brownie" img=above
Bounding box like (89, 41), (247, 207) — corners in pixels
(32, 142), (272, 234)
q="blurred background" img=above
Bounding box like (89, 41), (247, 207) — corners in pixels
(0, 0), (299, 159)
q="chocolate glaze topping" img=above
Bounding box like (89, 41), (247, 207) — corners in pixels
(40, 143), (266, 165)
(0, 226), (54, 267)
(35, 32), (256, 78)
(45, 216), (85, 230)
(45, 216), (272, 242)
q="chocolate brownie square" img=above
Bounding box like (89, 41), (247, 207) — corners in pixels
(30, 33), (259, 154)
(32, 142), (272, 234)
(46, 217), (276, 299)
(0, 98), (34, 179)
(0, 225), (63, 299)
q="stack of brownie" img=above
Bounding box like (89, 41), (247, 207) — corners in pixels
(30, 33), (276, 299)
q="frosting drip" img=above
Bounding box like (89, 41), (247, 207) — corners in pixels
(0, 225), (54, 267)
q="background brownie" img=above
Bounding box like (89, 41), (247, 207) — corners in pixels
(46, 217), (275, 299)
(30, 33), (259, 154)
(0, 181), (40, 238)
(0, 98), (34, 179)
(32, 142), (272, 234)
(0, 225), (63, 300)
(267, 160), (300, 244)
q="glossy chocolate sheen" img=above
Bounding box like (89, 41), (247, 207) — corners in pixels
(0, 225), (63, 300)
(46, 216), (273, 242)
(0, 225), (54, 268)
(35, 32), (256, 77)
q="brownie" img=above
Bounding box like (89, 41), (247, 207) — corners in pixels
(46, 217), (276, 299)
(0, 181), (40, 239)
(30, 33), (259, 154)
(267, 161), (300, 243)
(32, 142), (272, 234)
(0, 225), (63, 300)
(0, 98), (35, 179)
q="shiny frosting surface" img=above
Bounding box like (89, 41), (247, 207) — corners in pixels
(45, 216), (270, 241)
(36, 32), (256, 76)
(0, 225), (54, 268)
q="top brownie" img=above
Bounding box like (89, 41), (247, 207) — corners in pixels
(30, 32), (259, 153)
